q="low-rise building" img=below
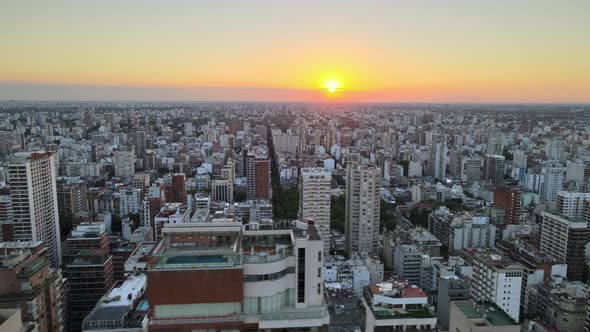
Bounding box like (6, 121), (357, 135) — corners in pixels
(362, 280), (437, 331)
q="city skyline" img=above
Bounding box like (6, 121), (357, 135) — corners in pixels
(2, 0), (590, 103)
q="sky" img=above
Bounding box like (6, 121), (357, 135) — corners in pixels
(1, 0), (589, 103)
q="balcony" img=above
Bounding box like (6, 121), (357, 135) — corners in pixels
(260, 305), (328, 321)
(242, 247), (293, 264)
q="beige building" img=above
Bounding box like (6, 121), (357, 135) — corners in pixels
(345, 163), (381, 256)
(9, 151), (62, 267)
(0, 309), (23, 332)
(299, 168), (331, 253)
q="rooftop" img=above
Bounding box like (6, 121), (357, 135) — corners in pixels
(101, 274), (146, 308)
(0, 241), (43, 249)
(455, 301), (517, 326)
(369, 280), (427, 299)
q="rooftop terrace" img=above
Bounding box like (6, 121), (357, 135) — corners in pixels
(456, 301), (517, 326)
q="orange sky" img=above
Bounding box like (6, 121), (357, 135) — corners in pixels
(1, 1), (589, 102)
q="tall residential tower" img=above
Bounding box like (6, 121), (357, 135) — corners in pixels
(8, 151), (62, 267)
(345, 163), (381, 256)
(299, 168), (332, 253)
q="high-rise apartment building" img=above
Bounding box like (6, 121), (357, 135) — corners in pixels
(0, 241), (67, 332)
(345, 163), (381, 256)
(163, 173), (186, 204)
(0, 188), (14, 241)
(8, 151), (62, 268)
(299, 168), (332, 253)
(245, 148), (271, 200)
(427, 143), (447, 180)
(63, 222), (114, 332)
(493, 186), (523, 225)
(466, 250), (524, 322)
(113, 149), (135, 178)
(556, 191), (590, 219)
(119, 188), (141, 217)
(461, 157), (482, 184)
(540, 211), (589, 281)
(540, 164), (565, 202)
(56, 180), (88, 224)
(483, 154), (505, 185)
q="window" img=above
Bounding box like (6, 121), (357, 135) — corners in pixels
(297, 248), (306, 303)
(318, 251), (322, 262)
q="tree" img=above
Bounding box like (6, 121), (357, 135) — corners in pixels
(59, 215), (73, 238)
(330, 195), (346, 233)
(380, 200), (396, 232)
(128, 213), (141, 229)
(234, 189), (247, 202)
(409, 207), (429, 228)
(111, 215), (122, 233)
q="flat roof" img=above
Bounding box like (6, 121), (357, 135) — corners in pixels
(102, 274), (147, 308)
(456, 301), (516, 326)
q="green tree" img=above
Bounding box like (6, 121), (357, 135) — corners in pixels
(409, 207), (429, 228)
(330, 195), (346, 233)
(380, 200), (397, 232)
(111, 215), (122, 233)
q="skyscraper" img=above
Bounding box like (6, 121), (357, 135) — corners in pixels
(427, 143), (447, 180)
(493, 186), (523, 225)
(540, 211), (589, 281)
(299, 168), (332, 253)
(8, 151), (62, 268)
(245, 147), (271, 200)
(113, 149), (136, 178)
(540, 164), (566, 202)
(468, 250), (524, 322)
(461, 156), (482, 185)
(483, 154), (505, 185)
(345, 163), (381, 256)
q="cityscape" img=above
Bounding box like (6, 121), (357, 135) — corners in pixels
(1, 1), (590, 332)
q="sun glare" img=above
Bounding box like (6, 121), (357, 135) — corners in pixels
(323, 80), (342, 93)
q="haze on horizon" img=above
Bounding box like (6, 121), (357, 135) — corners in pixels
(1, 0), (589, 103)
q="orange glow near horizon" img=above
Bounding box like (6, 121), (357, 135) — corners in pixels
(1, 1), (589, 102)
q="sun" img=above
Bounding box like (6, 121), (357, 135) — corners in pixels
(323, 79), (342, 93)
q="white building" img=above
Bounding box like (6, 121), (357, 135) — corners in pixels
(393, 244), (425, 287)
(147, 219), (329, 330)
(299, 168), (332, 253)
(428, 143), (447, 180)
(271, 129), (299, 154)
(211, 179), (234, 204)
(362, 280), (437, 331)
(113, 149), (135, 178)
(469, 250), (524, 322)
(540, 164), (565, 202)
(345, 163), (381, 256)
(408, 161), (422, 177)
(429, 208), (496, 255)
(8, 151), (62, 267)
(556, 191), (590, 219)
(119, 188), (141, 217)
(154, 203), (190, 240)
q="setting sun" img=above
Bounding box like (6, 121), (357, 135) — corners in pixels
(323, 80), (342, 94)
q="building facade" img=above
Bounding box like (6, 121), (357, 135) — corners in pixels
(345, 163), (381, 256)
